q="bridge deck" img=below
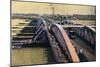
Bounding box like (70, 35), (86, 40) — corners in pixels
(71, 36), (95, 61)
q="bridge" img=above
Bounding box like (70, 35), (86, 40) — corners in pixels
(11, 18), (96, 64)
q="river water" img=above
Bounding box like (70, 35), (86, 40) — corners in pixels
(11, 47), (55, 66)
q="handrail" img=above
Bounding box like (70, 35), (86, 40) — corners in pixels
(50, 23), (80, 62)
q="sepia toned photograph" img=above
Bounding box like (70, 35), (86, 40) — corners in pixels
(11, 0), (96, 66)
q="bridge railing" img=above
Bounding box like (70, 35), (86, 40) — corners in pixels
(33, 18), (48, 43)
(50, 23), (80, 63)
(72, 25), (96, 49)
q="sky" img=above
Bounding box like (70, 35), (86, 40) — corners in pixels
(12, 1), (96, 15)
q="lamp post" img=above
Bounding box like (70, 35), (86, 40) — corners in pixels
(50, 4), (55, 23)
(50, 4), (55, 17)
(51, 6), (54, 16)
